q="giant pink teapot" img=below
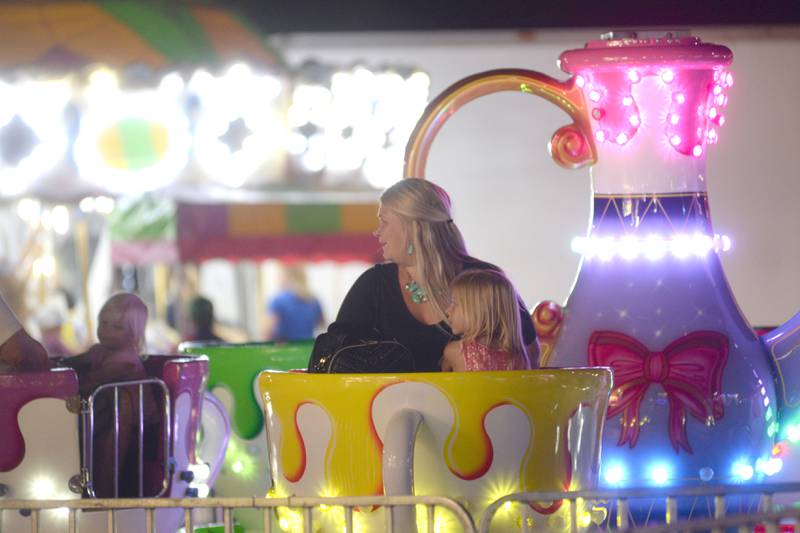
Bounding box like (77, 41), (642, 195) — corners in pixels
(405, 30), (800, 488)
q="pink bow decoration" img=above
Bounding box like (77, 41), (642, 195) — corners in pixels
(588, 330), (728, 453)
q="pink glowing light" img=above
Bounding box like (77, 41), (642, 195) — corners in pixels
(670, 134), (681, 147)
(628, 70), (641, 83)
(719, 115), (726, 126)
(629, 115), (641, 127)
(713, 85), (723, 95)
(589, 89), (601, 102)
(692, 145), (703, 157)
(576, 74), (586, 88)
(715, 94), (725, 106)
(707, 129), (718, 143)
(669, 113), (680, 125)
(622, 95), (633, 107)
(592, 108), (605, 120)
(616, 132), (629, 145)
(661, 69), (675, 83)
(595, 130), (607, 143)
(708, 107), (718, 120)
(726, 72), (734, 86)
(675, 92), (686, 104)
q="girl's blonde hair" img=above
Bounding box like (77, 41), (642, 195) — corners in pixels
(380, 178), (475, 320)
(101, 292), (148, 356)
(451, 270), (527, 359)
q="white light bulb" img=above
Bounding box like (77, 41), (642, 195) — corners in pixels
(644, 235), (667, 261)
(618, 236), (639, 260)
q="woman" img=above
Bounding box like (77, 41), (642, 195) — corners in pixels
(331, 178), (539, 372)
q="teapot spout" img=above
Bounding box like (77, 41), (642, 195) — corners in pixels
(762, 310), (800, 421)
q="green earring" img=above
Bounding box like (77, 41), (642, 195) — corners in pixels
(406, 243), (414, 255)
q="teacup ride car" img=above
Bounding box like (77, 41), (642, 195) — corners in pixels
(0, 353), (228, 532)
(180, 340), (313, 530)
(259, 367), (613, 532)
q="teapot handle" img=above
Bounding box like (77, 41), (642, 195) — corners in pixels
(404, 68), (596, 177)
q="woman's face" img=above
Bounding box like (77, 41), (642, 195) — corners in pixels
(97, 304), (134, 350)
(447, 294), (467, 336)
(374, 204), (409, 264)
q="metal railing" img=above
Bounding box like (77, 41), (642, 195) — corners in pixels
(626, 509), (800, 532)
(479, 482), (800, 533)
(84, 379), (171, 498)
(0, 494), (476, 533)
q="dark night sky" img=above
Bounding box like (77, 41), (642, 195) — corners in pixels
(229, 0), (800, 34)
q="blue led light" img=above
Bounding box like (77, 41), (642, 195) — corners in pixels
(731, 460), (754, 481)
(604, 463), (626, 485)
(649, 463), (671, 486)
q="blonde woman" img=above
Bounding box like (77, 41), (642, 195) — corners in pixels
(332, 178), (539, 372)
(441, 270), (532, 371)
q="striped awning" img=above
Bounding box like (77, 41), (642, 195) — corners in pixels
(177, 202), (381, 263)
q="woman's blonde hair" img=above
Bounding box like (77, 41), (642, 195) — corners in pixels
(451, 270), (527, 359)
(380, 178), (474, 320)
(101, 292), (148, 356)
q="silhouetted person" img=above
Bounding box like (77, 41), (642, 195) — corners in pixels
(186, 296), (222, 343)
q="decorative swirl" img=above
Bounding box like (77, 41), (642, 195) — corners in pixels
(533, 300), (565, 367)
(549, 125), (593, 169)
(403, 68), (596, 179)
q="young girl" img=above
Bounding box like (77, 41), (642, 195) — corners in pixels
(441, 270), (534, 372)
(65, 292), (149, 395)
(63, 292), (156, 496)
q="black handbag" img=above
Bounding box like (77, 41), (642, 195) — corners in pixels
(308, 325), (415, 373)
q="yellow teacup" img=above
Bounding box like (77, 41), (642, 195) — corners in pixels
(258, 369), (611, 531)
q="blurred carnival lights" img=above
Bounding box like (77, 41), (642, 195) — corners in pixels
(288, 63), (430, 188)
(189, 63), (286, 187)
(0, 60), (429, 198)
(74, 67), (192, 194)
(0, 78), (71, 196)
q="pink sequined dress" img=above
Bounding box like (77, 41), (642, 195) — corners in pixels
(461, 340), (528, 371)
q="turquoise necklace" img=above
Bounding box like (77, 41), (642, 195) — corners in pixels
(404, 280), (428, 304)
